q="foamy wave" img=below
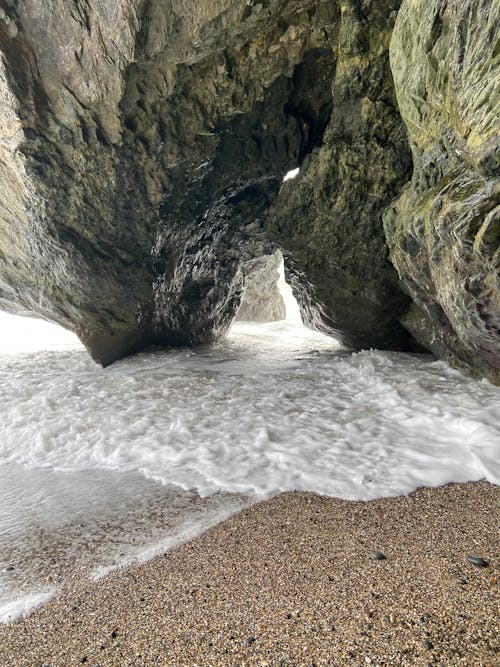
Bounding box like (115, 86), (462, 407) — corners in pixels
(0, 320), (498, 500)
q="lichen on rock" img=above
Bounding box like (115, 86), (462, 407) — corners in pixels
(385, 0), (500, 383)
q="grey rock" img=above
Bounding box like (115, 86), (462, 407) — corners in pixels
(0, 0), (415, 365)
(267, 0), (414, 350)
(385, 0), (500, 384)
(368, 550), (386, 561)
(0, 0), (497, 383)
(466, 555), (489, 568)
(236, 251), (286, 323)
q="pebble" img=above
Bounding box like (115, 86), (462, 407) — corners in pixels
(246, 636), (256, 646)
(466, 555), (488, 567)
(423, 639), (434, 650)
(368, 550), (386, 561)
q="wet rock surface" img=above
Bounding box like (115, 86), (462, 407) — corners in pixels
(235, 251), (286, 323)
(385, 0), (500, 383)
(267, 0), (414, 350)
(0, 0), (413, 365)
(0, 0), (498, 381)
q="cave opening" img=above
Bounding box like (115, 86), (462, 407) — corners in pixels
(234, 250), (300, 327)
(0, 311), (82, 355)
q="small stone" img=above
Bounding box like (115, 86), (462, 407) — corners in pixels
(5, 565), (14, 572)
(466, 555), (488, 567)
(246, 636), (256, 646)
(110, 630), (118, 639)
(422, 639), (433, 650)
(368, 550), (386, 561)
(459, 577), (468, 585)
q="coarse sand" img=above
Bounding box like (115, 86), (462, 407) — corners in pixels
(0, 481), (498, 666)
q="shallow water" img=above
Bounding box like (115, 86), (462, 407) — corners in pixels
(0, 310), (499, 622)
(0, 465), (250, 623)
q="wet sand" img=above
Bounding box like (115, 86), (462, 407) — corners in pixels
(0, 481), (498, 666)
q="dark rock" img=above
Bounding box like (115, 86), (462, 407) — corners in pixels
(5, 565), (14, 571)
(422, 639), (433, 650)
(245, 636), (256, 646)
(466, 556), (489, 568)
(0, 0), (496, 381)
(385, 0), (500, 384)
(0, 0), (415, 365)
(368, 550), (386, 561)
(267, 0), (414, 351)
(0, 0), (338, 363)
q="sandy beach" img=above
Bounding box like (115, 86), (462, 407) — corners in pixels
(0, 481), (498, 666)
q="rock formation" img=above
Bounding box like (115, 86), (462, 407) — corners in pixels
(235, 251), (286, 323)
(386, 0), (499, 383)
(267, 0), (413, 350)
(0, 0), (498, 382)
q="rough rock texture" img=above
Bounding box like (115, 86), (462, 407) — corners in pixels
(385, 0), (500, 383)
(235, 251), (285, 323)
(267, 0), (414, 350)
(0, 0), (418, 365)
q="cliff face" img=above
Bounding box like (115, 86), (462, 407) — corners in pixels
(0, 0), (347, 364)
(267, 0), (413, 350)
(385, 0), (500, 383)
(0, 0), (498, 381)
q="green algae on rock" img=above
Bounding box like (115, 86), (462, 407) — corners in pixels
(385, 0), (500, 383)
(0, 0), (498, 382)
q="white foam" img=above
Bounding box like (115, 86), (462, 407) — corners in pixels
(0, 317), (498, 500)
(1, 308), (499, 622)
(0, 589), (56, 624)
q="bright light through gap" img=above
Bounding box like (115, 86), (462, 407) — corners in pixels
(282, 167), (300, 182)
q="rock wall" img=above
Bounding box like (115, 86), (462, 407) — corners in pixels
(267, 0), (414, 350)
(0, 0), (498, 381)
(385, 0), (500, 383)
(235, 251), (286, 323)
(0, 0), (347, 364)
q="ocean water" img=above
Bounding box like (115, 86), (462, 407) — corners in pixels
(0, 294), (499, 622)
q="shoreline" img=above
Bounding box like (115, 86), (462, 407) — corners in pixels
(0, 481), (498, 666)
